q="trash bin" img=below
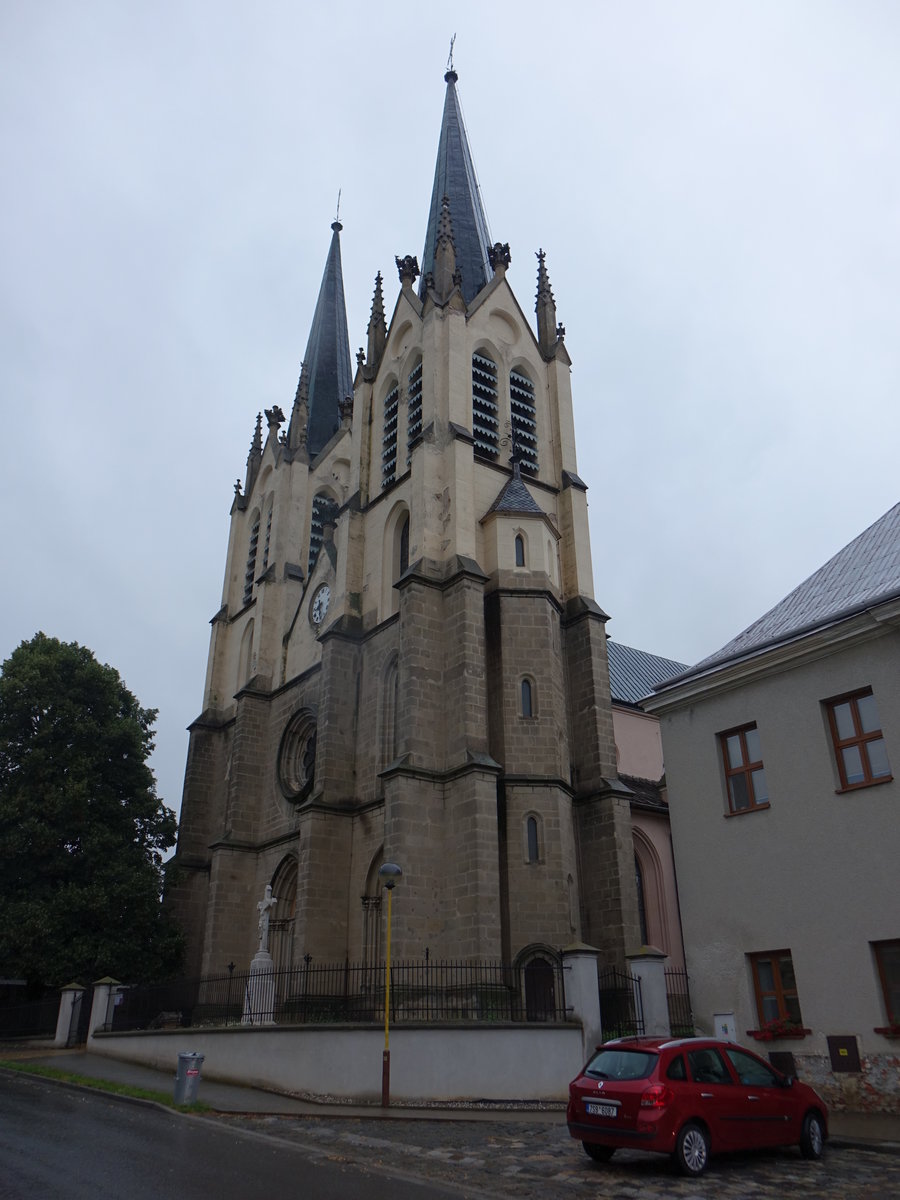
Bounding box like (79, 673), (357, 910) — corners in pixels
(173, 1051), (204, 1105)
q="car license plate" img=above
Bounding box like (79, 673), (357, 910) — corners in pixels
(586, 1102), (617, 1117)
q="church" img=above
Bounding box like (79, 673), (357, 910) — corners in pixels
(168, 68), (644, 984)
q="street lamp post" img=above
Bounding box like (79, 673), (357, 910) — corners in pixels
(378, 862), (402, 1107)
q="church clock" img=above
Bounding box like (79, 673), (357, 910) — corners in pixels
(310, 583), (331, 626)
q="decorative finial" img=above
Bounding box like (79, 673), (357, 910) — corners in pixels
(234, 479), (242, 495)
(488, 243), (511, 272)
(500, 421), (523, 473)
(396, 254), (420, 288)
(265, 405), (285, 431)
(332, 189), (342, 233)
(445, 33), (457, 82)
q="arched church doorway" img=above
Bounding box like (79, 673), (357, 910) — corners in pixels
(269, 857), (297, 974)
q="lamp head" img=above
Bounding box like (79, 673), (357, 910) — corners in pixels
(378, 862), (403, 891)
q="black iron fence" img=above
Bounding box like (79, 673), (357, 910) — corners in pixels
(665, 967), (694, 1037)
(105, 956), (569, 1033)
(598, 967), (644, 1038)
(0, 993), (59, 1039)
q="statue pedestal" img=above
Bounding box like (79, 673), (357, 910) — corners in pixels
(241, 951), (276, 1025)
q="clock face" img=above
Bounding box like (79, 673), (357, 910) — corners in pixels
(311, 584), (331, 625)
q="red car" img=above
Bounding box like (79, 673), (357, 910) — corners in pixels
(567, 1036), (828, 1176)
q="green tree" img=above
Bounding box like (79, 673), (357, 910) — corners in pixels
(0, 633), (183, 989)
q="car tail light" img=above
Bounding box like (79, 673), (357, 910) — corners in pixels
(640, 1084), (673, 1109)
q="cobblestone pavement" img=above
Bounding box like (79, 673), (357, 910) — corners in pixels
(215, 1114), (900, 1199)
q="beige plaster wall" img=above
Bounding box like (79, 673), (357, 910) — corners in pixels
(659, 627), (900, 1105)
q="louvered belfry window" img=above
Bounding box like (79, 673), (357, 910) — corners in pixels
(382, 383), (399, 487)
(261, 503), (273, 572)
(308, 492), (339, 575)
(472, 352), (499, 458)
(243, 514), (260, 606)
(407, 359), (423, 465)
(510, 368), (538, 474)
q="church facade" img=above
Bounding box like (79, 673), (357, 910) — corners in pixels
(169, 71), (643, 983)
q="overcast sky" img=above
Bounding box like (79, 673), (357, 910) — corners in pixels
(2, 1), (899, 824)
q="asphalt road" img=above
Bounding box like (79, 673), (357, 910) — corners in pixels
(0, 1073), (461, 1200)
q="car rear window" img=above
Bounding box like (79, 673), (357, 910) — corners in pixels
(584, 1048), (657, 1081)
(666, 1054), (687, 1081)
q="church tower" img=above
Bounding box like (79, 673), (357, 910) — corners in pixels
(169, 69), (641, 981)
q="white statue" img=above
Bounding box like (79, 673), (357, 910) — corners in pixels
(256, 884), (278, 954)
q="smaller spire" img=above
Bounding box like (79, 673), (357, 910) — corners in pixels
(535, 248), (559, 358)
(366, 271), (387, 368)
(427, 195), (461, 304)
(245, 412), (263, 494)
(287, 362), (310, 453)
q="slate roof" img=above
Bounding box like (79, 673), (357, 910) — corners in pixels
(670, 500), (900, 685)
(485, 466), (545, 517)
(607, 641), (689, 706)
(304, 221), (353, 457)
(420, 71), (493, 306)
(619, 773), (668, 811)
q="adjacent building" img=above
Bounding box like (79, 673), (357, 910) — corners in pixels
(607, 640), (688, 972)
(645, 503), (900, 1111)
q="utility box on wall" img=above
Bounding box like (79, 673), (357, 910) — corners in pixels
(827, 1035), (861, 1073)
(713, 1012), (737, 1041)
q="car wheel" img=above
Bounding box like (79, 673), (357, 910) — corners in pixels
(674, 1121), (710, 1177)
(800, 1111), (825, 1160)
(582, 1142), (615, 1163)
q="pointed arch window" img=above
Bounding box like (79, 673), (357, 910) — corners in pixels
(635, 854), (648, 946)
(362, 852), (384, 972)
(399, 514), (409, 576)
(526, 815), (539, 863)
(514, 534), (525, 567)
(382, 382), (399, 488)
(380, 654), (400, 772)
(239, 619), (254, 686)
(308, 492), (339, 576)
(510, 367), (538, 475)
(406, 358), (423, 465)
(472, 352), (499, 458)
(243, 512), (260, 605)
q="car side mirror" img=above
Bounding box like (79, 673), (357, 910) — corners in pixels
(779, 1075), (795, 1088)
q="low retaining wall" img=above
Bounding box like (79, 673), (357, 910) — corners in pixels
(89, 1021), (584, 1103)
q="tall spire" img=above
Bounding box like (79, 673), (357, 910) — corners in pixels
(302, 219), (354, 457)
(420, 68), (492, 306)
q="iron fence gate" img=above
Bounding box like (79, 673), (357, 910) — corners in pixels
(598, 967), (644, 1038)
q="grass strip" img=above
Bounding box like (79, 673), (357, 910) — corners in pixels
(0, 1059), (210, 1112)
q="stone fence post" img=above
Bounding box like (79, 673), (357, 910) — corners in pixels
(627, 947), (670, 1037)
(562, 943), (602, 1061)
(87, 977), (121, 1043)
(53, 983), (84, 1048)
